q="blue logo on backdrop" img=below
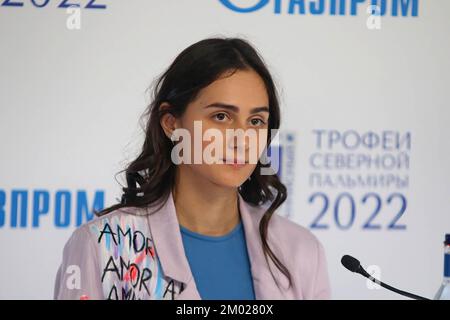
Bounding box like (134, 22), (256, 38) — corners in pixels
(219, 0), (419, 17)
(219, 0), (270, 13)
(0, 0), (106, 9)
(0, 189), (104, 229)
(266, 132), (297, 220)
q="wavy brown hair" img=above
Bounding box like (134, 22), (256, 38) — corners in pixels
(95, 37), (291, 289)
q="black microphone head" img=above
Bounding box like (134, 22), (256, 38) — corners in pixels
(341, 255), (361, 273)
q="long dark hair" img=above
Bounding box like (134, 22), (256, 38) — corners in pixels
(95, 37), (291, 288)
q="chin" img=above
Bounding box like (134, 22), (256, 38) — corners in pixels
(192, 164), (255, 189)
(215, 179), (245, 189)
(213, 173), (251, 189)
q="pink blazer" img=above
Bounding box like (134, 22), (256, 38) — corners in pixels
(54, 190), (331, 300)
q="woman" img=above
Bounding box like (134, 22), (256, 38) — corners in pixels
(54, 37), (331, 300)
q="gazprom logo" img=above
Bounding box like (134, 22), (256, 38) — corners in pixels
(0, 189), (104, 229)
(219, 0), (270, 13)
(218, 0), (419, 17)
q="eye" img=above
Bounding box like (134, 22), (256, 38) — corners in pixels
(250, 118), (266, 126)
(213, 112), (230, 122)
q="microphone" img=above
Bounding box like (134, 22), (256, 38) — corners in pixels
(341, 254), (430, 300)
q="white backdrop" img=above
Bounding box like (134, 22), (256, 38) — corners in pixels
(1, 0), (449, 299)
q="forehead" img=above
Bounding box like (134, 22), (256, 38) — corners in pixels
(195, 69), (269, 109)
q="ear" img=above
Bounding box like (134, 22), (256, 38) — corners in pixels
(159, 102), (179, 139)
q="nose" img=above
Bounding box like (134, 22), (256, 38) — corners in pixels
(226, 125), (250, 159)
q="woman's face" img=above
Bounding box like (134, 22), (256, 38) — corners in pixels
(171, 69), (270, 189)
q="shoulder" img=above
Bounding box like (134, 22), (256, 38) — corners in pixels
(249, 204), (322, 255)
(249, 204), (327, 277)
(270, 212), (322, 253)
(71, 206), (149, 243)
(60, 206), (153, 264)
(55, 206), (166, 300)
(255, 207), (331, 299)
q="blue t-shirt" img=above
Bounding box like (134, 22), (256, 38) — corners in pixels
(179, 220), (256, 300)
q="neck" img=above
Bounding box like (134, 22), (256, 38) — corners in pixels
(172, 165), (241, 237)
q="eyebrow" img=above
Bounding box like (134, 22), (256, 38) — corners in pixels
(204, 102), (269, 115)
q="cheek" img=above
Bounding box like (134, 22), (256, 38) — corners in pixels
(257, 135), (266, 155)
(201, 125), (226, 160)
(252, 131), (268, 162)
(245, 163), (258, 176)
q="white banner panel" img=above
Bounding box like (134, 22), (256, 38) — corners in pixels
(0, 0), (449, 299)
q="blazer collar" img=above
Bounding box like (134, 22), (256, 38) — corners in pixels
(146, 189), (290, 299)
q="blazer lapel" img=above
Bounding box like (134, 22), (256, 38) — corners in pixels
(146, 189), (289, 300)
(238, 193), (290, 299)
(146, 191), (201, 299)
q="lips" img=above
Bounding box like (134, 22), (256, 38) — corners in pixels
(222, 158), (248, 164)
(221, 158), (248, 169)
(226, 163), (247, 168)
